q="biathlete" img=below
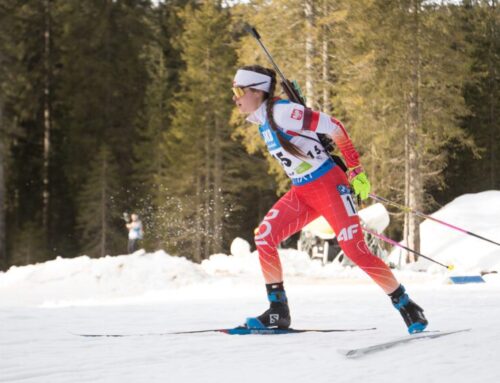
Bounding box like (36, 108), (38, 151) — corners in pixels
(232, 65), (428, 334)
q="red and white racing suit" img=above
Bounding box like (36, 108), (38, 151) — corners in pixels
(251, 99), (399, 294)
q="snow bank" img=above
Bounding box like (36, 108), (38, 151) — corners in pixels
(0, 250), (209, 306)
(0, 245), (368, 307)
(389, 190), (500, 274)
(1, 191), (499, 307)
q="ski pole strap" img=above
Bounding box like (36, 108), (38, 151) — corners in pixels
(332, 154), (348, 173)
(348, 166), (363, 181)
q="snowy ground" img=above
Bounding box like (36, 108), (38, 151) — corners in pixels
(1, 191), (500, 383)
(2, 279), (500, 383)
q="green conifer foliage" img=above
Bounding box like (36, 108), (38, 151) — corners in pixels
(129, 2), (188, 252)
(0, 0), (65, 263)
(0, 0), (496, 267)
(77, 145), (122, 258)
(155, 1), (241, 260)
(333, 0), (473, 253)
(443, 0), (499, 199)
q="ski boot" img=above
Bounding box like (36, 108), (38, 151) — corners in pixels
(246, 283), (291, 329)
(389, 284), (428, 334)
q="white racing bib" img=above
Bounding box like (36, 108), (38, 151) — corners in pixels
(258, 119), (334, 185)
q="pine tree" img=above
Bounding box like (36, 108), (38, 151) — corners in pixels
(130, 1), (188, 251)
(333, 0), (473, 258)
(76, 145), (122, 257)
(58, 0), (153, 256)
(8, 222), (46, 267)
(443, 0), (499, 198)
(155, 0), (266, 261)
(232, 1), (351, 194)
(0, 0), (65, 264)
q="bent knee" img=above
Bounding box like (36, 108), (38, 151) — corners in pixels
(254, 221), (277, 248)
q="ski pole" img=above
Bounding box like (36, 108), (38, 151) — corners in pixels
(362, 227), (454, 270)
(369, 193), (500, 247)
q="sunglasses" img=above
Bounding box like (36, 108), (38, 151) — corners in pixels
(232, 81), (267, 98)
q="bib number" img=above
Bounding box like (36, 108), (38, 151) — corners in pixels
(274, 151), (292, 167)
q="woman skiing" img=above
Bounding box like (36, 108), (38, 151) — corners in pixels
(232, 65), (428, 334)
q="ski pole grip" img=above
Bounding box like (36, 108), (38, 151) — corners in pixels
(244, 24), (261, 40)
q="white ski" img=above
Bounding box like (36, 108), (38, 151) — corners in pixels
(338, 328), (471, 359)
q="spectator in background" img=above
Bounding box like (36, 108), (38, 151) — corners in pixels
(125, 213), (143, 254)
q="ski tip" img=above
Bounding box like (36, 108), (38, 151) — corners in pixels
(415, 328), (472, 336)
(337, 349), (357, 358)
(338, 328), (472, 359)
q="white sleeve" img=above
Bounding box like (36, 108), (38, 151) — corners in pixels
(272, 102), (307, 132)
(271, 102), (344, 136)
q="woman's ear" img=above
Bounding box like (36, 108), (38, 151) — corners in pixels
(250, 89), (266, 102)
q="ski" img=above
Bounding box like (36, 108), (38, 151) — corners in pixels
(338, 328), (471, 359)
(76, 326), (376, 337)
(177, 326), (376, 335)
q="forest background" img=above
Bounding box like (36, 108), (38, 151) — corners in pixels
(0, 0), (497, 270)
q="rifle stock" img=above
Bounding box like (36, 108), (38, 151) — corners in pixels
(281, 79), (305, 106)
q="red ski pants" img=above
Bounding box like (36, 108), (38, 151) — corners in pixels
(254, 166), (399, 294)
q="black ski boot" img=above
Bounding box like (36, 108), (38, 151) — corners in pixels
(389, 284), (428, 334)
(246, 283), (291, 329)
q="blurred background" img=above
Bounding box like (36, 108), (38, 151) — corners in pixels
(0, 0), (498, 270)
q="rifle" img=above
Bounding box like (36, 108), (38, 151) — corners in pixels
(244, 25), (346, 172)
(244, 25), (306, 106)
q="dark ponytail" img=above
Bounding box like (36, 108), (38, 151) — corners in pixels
(241, 65), (305, 158)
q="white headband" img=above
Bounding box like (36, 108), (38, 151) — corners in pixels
(233, 69), (271, 92)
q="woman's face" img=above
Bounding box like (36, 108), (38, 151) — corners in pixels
(233, 88), (265, 114)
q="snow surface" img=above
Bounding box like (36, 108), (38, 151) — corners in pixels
(1, 191), (500, 383)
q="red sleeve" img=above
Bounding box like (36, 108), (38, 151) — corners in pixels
(329, 117), (360, 170)
(302, 109), (362, 174)
(301, 108), (321, 132)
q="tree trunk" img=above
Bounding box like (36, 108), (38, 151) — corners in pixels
(42, 0), (52, 244)
(487, 0), (497, 188)
(193, 171), (202, 263)
(404, 112), (411, 263)
(0, 132), (6, 270)
(407, 116), (422, 260)
(405, 0), (422, 260)
(100, 156), (107, 258)
(201, 47), (214, 258)
(0, 45), (6, 269)
(213, 114), (223, 254)
(321, 0), (330, 112)
(203, 111), (211, 259)
(304, 0), (315, 108)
